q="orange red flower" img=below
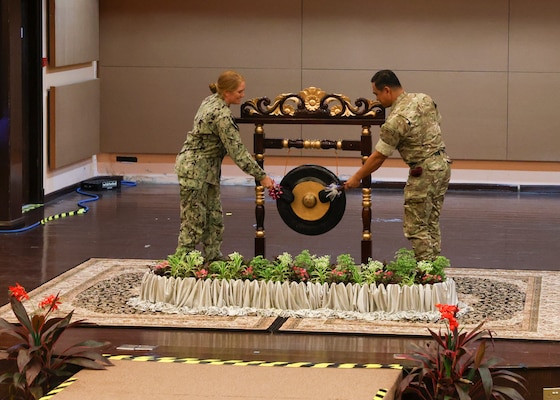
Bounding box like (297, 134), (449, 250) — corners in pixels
(38, 294), (61, 311)
(436, 303), (459, 331)
(8, 283), (29, 302)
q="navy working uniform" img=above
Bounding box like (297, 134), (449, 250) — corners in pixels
(175, 93), (266, 261)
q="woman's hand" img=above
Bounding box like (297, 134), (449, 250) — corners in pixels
(259, 176), (275, 189)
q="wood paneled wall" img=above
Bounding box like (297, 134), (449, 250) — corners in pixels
(48, 79), (100, 168)
(48, 0), (99, 67)
(98, 0), (560, 163)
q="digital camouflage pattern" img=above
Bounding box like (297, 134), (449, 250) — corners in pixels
(375, 92), (451, 261)
(175, 93), (266, 260)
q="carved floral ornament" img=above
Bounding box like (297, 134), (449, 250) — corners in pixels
(240, 86), (383, 119)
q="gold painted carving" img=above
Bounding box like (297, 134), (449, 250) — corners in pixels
(240, 87), (383, 119)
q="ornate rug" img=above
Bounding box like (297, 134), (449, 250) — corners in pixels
(0, 258), (558, 341)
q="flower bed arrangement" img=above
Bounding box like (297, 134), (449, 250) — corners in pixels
(130, 249), (459, 319)
(151, 248), (449, 285)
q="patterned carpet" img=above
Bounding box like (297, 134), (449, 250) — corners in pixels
(1, 258), (558, 341)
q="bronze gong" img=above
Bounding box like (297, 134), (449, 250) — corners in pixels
(276, 165), (346, 235)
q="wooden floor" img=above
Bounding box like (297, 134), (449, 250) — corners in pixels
(1, 183), (560, 398)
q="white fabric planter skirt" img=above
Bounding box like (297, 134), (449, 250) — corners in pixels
(128, 272), (460, 321)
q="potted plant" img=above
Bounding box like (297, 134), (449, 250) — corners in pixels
(395, 304), (527, 400)
(0, 283), (112, 400)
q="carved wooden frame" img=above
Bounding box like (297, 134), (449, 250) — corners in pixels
(236, 87), (385, 263)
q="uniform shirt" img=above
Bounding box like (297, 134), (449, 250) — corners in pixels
(374, 92), (446, 166)
(175, 93), (266, 187)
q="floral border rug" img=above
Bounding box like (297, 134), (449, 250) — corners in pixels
(0, 258), (558, 341)
(281, 268), (555, 340)
(0, 259), (278, 332)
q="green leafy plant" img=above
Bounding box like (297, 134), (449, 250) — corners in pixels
(396, 304), (527, 400)
(154, 249), (206, 278)
(329, 254), (356, 284)
(361, 259), (385, 284)
(152, 248), (450, 287)
(310, 255), (332, 284)
(418, 256), (450, 284)
(291, 250), (316, 282)
(269, 252), (293, 282)
(243, 255), (272, 280)
(386, 248), (418, 284)
(0, 283), (112, 400)
(208, 252), (246, 280)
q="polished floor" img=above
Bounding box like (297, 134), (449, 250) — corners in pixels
(1, 183), (560, 397)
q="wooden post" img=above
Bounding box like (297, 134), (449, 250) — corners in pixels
(253, 123), (265, 257)
(360, 125), (372, 263)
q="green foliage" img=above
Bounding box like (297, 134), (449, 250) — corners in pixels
(329, 253), (356, 284)
(386, 248), (418, 285)
(0, 288), (112, 400)
(248, 255), (272, 271)
(269, 253), (292, 282)
(165, 249), (205, 278)
(154, 248), (451, 287)
(293, 249), (316, 270)
(309, 255), (331, 284)
(209, 252), (245, 280)
(244, 255), (271, 280)
(348, 266), (364, 285)
(291, 250), (316, 282)
(361, 259), (385, 284)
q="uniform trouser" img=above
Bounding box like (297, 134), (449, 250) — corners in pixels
(176, 178), (224, 261)
(403, 159), (451, 261)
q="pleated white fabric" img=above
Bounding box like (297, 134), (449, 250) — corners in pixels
(127, 272), (461, 321)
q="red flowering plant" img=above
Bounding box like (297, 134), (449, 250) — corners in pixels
(0, 283), (112, 400)
(396, 304), (527, 400)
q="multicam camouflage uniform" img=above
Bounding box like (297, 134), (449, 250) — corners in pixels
(374, 92), (451, 261)
(175, 93), (266, 261)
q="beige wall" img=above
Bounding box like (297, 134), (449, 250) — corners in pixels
(99, 0), (560, 163)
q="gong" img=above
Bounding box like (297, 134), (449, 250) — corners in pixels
(276, 165), (346, 235)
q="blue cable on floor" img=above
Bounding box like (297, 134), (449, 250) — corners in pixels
(0, 181), (136, 234)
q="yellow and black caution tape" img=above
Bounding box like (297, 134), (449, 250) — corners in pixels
(22, 203), (44, 213)
(38, 377), (78, 399)
(40, 208), (87, 225)
(373, 388), (389, 399)
(105, 354), (403, 371)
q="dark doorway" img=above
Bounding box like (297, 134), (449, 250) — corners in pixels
(21, 0), (43, 203)
(0, 0), (43, 228)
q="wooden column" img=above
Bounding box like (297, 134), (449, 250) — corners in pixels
(0, 0), (24, 229)
(253, 123), (265, 257)
(360, 125), (372, 263)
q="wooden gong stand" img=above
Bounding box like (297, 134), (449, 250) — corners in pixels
(236, 87), (385, 264)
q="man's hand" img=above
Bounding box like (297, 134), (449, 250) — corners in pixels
(344, 175), (361, 190)
(344, 150), (388, 190)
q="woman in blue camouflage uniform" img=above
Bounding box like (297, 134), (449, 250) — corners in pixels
(345, 70), (451, 261)
(175, 71), (274, 262)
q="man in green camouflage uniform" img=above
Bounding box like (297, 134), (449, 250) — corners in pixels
(345, 70), (451, 261)
(175, 72), (273, 261)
